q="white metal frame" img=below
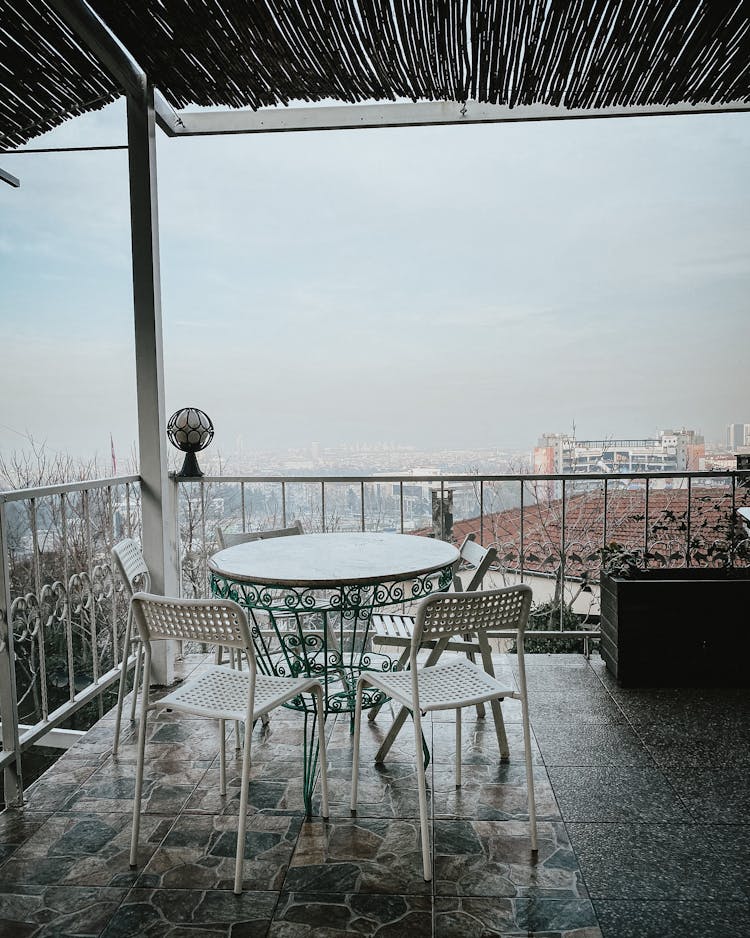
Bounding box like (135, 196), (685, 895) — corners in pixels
(351, 584), (537, 881)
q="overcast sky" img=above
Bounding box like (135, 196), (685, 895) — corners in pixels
(1, 100), (749, 462)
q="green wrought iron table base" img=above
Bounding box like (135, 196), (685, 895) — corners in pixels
(211, 559), (454, 814)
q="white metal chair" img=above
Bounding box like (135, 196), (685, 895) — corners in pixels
(370, 533), (498, 665)
(216, 520), (304, 549)
(128, 592), (329, 895)
(368, 534), (498, 756)
(111, 538), (151, 756)
(351, 585), (537, 881)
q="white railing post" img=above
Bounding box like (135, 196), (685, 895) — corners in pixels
(0, 499), (23, 805)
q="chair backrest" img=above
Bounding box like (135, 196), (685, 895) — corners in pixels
(112, 538), (151, 595)
(131, 592), (253, 654)
(453, 534), (498, 592)
(412, 585), (532, 658)
(217, 520), (304, 549)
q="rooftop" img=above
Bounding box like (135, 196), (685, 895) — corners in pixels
(1, 651), (748, 937)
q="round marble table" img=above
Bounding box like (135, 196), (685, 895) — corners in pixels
(209, 532), (459, 811)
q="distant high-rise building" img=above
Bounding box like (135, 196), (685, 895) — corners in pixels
(726, 423), (750, 450)
(534, 429), (705, 477)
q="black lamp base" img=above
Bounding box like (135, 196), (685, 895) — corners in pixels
(176, 451), (204, 478)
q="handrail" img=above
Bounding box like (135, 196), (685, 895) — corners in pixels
(0, 475), (141, 503)
(187, 470), (748, 484)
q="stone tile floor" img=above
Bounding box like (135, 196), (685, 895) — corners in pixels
(0, 652), (748, 937)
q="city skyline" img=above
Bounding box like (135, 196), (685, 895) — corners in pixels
(2, 100), (749, 462)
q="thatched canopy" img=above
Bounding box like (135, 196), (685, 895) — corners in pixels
(3, 1), (750, 148)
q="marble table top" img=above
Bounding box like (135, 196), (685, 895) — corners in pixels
(208, 531), (459, 588)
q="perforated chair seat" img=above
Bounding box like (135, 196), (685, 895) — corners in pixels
(158, 665), (322, 722)
(366, 657), (517, 713)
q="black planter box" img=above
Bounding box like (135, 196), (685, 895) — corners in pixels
(600, 568), (750, 687)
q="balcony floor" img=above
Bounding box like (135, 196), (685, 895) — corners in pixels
(1, 653), (749, 938)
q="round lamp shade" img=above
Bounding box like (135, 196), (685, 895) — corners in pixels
(167, 408), (214, 477)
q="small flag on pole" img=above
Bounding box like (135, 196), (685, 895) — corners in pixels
(110, 434), (117, 475)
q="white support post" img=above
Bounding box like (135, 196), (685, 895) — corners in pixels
(0, 501), (22, 804)
(127, 84), (177, 685)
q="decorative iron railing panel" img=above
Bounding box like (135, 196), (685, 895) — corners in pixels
(0, 477), (142, 805)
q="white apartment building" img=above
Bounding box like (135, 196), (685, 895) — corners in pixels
(534, 429), (705, 476)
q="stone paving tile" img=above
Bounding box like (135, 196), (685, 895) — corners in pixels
(327, 715), (427, 766)
(327, 761), (427, 819)
(137, 813), (305, 892)
(0, 884), (128, 938)
(61, 758), (213, 815)
(527, 692), (626, 725)
(431, 720), (543, 766)
(633, 721), (750, 767)
(284, 817), (431, 895)
(269, 892), (432, 937)
(546, 766), (692, 823)
(522, 667), (606, 693)
(533, 722), (653, 767)
(1, 812), (173, 889)
(113, 717), (236, 764)
(185, 759), (310, 817)
(22, 759), (103, 813)
(0, 810), (53, 875)
(663, 765), (750, 824)
(433, 820), (585, 900)
(567, 823), (749, 901)
(100, 886), (278, 937)
(434, 896), (601, 937)
(593, 899), (750, 938)
(431, 764), (559, 822)
(605, 687), (750, 725)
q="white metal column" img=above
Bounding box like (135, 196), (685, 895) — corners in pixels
(127, 84), (177, 685)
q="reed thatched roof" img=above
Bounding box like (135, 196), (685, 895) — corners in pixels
(3, 1), (750, 149)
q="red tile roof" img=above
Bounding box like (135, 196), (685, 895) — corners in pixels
(441, 484), (750, 578)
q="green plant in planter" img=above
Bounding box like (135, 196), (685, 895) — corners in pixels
(599, 543), (646, 578)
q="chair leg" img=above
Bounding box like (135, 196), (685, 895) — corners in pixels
(219, 719), (227, 796)
(455, 708), (461, 789)
(412, 707), (432, 882)
(129, 695), (149, 868)
(234, 704), (255, 895)
(129, 642), (143, 725)
(350, 677), (366, 813)
(113, 611), (134, 756)
(477, 641), (510, 759)
(516, 651), (538, 853)
(314, 686), (329, 819)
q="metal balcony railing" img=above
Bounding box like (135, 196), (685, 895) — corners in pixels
(0, 476), (142, 805)
(2, 467), (748, 807)
(175, 469), (750, 611)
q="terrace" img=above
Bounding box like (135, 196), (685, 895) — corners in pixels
(2, 2), (750, 936)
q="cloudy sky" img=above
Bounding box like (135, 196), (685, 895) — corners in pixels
(1, 100), (749, 462)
